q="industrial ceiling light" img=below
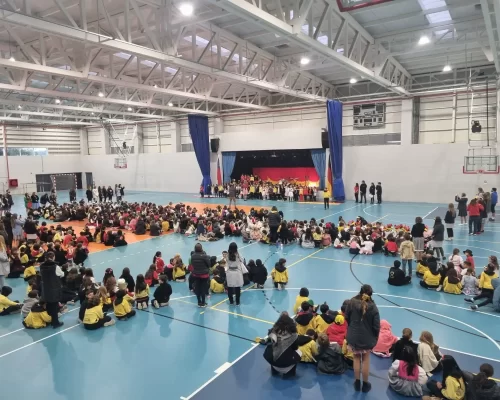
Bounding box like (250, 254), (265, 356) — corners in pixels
(98, 91), (104, 97)
(9, 56), (15, 62)
(55, 99), (61, 104)
(179, 3), (194, 16)
(418, 35), (430, 45)
(18, 105), (22, 109)
(127, 107), (132, 111)
(349, 78), (357, 84)
(300, 57), (310, 65)
(168, 102), (174, 107)
(154, 84), (158, 88)
(443, 64), (452, 72)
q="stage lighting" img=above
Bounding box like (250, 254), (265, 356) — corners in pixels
(471, 120), (482, 133)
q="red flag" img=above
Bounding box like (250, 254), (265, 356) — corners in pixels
(217, 157), (222, 185)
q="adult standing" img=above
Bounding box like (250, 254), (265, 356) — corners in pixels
(268, 206), (282, 243)
(31, 192), (39, 210)
(360, 180), (367, 204)
(323, 187), (330, 210)
(0, 236), (9, 289)
(263, 312), (301, 377)
(23, 217), (38, 242)
(444, 203), (456, 241)
(5, 190), (13, 211)
(69, 187), (76, 202)
(40, 251), (64, 329)
(92, 185), (98, 202)
(467, 198), (483, 236)
(120, 185), (125, 200)
(228, 183), (237, 209)
(431, 217), (445, 261)
(490, 188), (498, 221)
(226, 242), (248, 306)
(411, 217), (426, 261)
(346, 284), (380, 393)
(376, 182), (382, 204)
(455, 193), (468, 225)
(369, 183), (376, 204)
(2, 213), (13, 248)
(191, 243), (211, 307)
(354, 183), (359, 203)
(98, 186), (103, 203)
(86, 187), (93, 202)
(107, 186), (114, 202)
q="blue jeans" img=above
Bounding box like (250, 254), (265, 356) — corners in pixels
(469, 216), (480, 233)
(402, 259), (412, 276)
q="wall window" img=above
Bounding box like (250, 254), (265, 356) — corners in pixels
(343, 133), (401, 147)
(3, 147), (49, 156)
(181, 143), (194, 152)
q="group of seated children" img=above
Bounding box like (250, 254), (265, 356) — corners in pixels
(289, 288), (499, 399)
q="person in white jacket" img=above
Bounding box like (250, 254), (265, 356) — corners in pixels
(418, 331), (442, 375)
(388, 346), (427, 397)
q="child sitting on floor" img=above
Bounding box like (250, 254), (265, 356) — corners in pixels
(83, 296), (115, 329)
(135, 274), (150, 309)
(144, 264), (159, 287)
(388, 260), (411, 286)
(372, 320), (398, 357)
(384, 236), (398, 256)
(23, 301), (52, 329)
(314, 303), (334, 334)
(348, 237), (361, 255)
(443, 268), (463, 294)
(152, 275), (172, 308)
(113, 290), (137, 321)
(419, 263), (441, 289)
(466, 263), (499, 310)
(390, 328), (419, 362)
(172, 258), (187, 282)
(298, 329), (318, 363)
(210, 273), (225, 294)
(418, 331), (442, 375)
(22, 290), (39, 317)
(388, 345), (427, 397)
(293, 287), (310, 314)
(96, 286), (112, 312)
(316, 333), (347, 375)
(295, 301), (316, 335)
(327, 313), (347, 345)
(416, 259), (429, 278)
(359, 235), (374, 255)
(461, 267), (479, 296)
(23, 263), (36, 282)
(271, 258), (288, 290)
(0, 286), (21, 315)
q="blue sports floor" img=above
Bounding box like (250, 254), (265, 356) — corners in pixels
(1, 191), (500, 400)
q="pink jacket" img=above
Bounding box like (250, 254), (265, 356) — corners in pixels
(373, 320), (398, 353)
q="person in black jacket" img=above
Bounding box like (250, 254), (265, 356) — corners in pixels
(39, 252), (64, 329)
(359, 181), (367, 204)
(444, 203), (456, 240)
(152, 274), (172, 308)
(191, 243), (211, 307)
(463, 363), (500, 400)
(388, 260), (411, 286)
(346, 284), (380, 393)
(119, 267), (135, 293)
(86, 187), (93, 202)
(369, 183), (376, 204)
(411, 217), (426, 262)
(376, 182), (382, 204)
(250, 259), (268, 288)
(389, 328), (419, 362)
(134, 218), (146, 235)
(431, 216), (445, 261)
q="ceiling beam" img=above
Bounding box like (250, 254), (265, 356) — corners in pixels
(0, 9), (327, 103)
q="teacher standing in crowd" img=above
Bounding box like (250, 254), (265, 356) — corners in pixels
(40, 251), (64, 329)
(190, 243), (211, 308)
(226, 242), (247, 306)
(268, 206), (282, 243)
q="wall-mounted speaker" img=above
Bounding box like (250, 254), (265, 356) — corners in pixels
(321, 130), (329, 149)
(210, 138), (220, 153)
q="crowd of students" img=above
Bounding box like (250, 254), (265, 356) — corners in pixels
(261, 284), (499, 399)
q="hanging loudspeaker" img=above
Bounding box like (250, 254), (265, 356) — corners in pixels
(321, 130), (329, 149)
(211, 138), (220, 153)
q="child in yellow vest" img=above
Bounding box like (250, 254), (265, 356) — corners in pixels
(271, 258), (288, 290)
(23, 301), (52, 329)
(298, 329), (318, 363)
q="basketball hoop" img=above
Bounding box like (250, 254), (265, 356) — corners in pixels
(114, 157), (127, 169)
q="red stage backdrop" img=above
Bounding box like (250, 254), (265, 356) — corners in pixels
(252, 167), (319, 186)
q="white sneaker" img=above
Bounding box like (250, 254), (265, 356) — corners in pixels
(104, 319), (116, 327)
(137, 302), (143, 310)
(436, 286), (442, 292)
(152, 300), (159, 309)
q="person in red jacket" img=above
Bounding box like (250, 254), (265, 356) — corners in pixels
(354, 183), (360, 203)
(153, 251), (165, 274)
(327, 313), (348, 344)
(384, 236), (398, 256)
(467, 198), (484, 235)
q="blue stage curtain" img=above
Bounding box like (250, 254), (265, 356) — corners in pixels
(310, 149), (326, 189)
(326, 100), (345, 202)
(222, 152), (236, 183)
(188, 115), (212, 192)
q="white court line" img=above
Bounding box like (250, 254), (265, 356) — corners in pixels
(181, 343), (259, 400)
(318, 204), (359, 220)
(423, 206), (439, 219)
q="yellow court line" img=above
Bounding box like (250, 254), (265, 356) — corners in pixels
(209, 248), (325, 311)
(311, 256), (390, 269)
(173, 298), (274, 325)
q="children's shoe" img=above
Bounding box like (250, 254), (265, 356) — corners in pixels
(160, 302), (169, 307)
(137, 302), (143, 310)
(361, 381), (372, 393)
(435, 286), (442, 292)
(152, 300), (159, 309)
(52, 322), (64, 329)
(104, 319), (116, 327)
(471, 305), (479, 310)
(354, 379), (361, 392)
(464, 297), (474, 303)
